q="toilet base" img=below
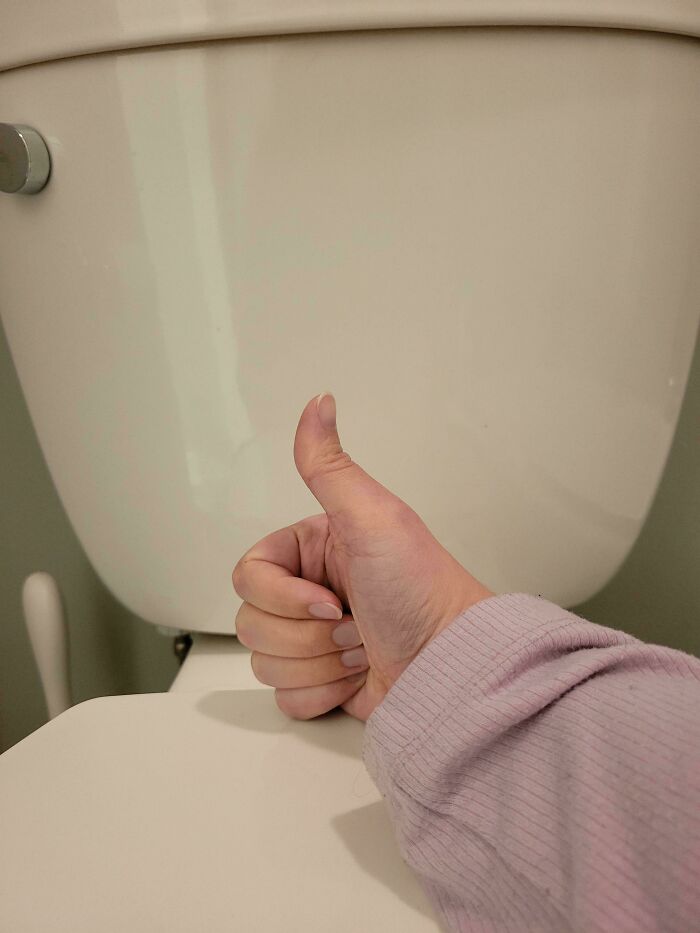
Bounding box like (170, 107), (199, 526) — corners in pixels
(169, 632), (265, 693)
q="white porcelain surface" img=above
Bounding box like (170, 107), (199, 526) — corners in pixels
(2, 0), (700, 72)
(170, 634), (263, 692)
(1, 28), (699, 632)
(0, 692), (439, 931)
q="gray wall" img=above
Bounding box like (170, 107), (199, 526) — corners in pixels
(1, 320), (698, 753)
(0, 322), (178, 752)
(576, 330), (700, 656)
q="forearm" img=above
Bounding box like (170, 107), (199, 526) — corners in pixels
(363, 594), (700, 932)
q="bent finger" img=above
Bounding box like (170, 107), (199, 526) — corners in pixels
(232, 518), (343, 620)
(235, 602), (362, 658)
(250, 647), (369, 689)
(275, 674), (367, 721)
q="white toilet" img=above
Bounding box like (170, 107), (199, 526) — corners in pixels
(1, 3), (699, 930)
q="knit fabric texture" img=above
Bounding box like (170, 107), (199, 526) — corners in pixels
(363, 593), (700, 932)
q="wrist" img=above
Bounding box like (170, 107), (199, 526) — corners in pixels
(432, 568), (494, 644)
(385, 570), (494, 688)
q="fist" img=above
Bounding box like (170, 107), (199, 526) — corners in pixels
(232, 393), (493, 722)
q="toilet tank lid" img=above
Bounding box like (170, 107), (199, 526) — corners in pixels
(2, 0), (700, 72)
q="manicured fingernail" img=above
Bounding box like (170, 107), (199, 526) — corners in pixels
(331, 622), (360, 648)
(346, 672), (367, 684)
(309, 602), (343, 620)
(316, 392), (336, 429)
(341, 646), (368, 668)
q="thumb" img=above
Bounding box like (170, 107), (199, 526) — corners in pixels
(293, 393), (390, 519)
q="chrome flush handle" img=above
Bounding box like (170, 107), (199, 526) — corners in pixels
(0, 123), (51, 194)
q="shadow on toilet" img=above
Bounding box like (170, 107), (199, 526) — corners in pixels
(195, 688), (364, 760)
(331, 801), (436, 920)
(195, 689), (437, 922)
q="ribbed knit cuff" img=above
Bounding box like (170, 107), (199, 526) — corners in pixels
(362, 592), (624, 793)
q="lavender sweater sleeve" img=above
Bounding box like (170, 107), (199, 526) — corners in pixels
(363, 593), (700, 933)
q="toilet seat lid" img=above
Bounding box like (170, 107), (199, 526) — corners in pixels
(0, 691), (438, 931)
(2, 0), (700, 73)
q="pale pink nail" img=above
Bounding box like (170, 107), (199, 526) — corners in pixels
(316, 392), (337, 429)
(341, 646), (368, 668)
(309, 602), (343, 620)
(332, 622), (361, 648)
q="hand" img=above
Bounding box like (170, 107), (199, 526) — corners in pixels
(232, 393), (493, 722)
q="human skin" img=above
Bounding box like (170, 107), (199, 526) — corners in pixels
(232, 393), (493, 722)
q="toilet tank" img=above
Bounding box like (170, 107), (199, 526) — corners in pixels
(1, 3), (699, 633)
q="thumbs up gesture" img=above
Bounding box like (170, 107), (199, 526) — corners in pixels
(232, 394), (493, 722)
